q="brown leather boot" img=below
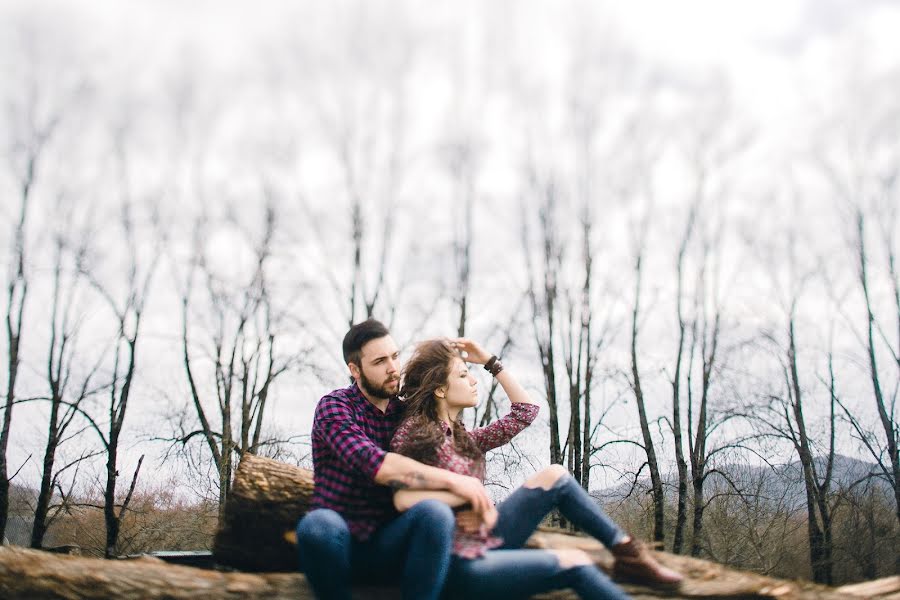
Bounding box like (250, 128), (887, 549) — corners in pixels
(611, 537), (683, 586)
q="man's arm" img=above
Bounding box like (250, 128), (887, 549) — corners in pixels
(374, 452), (492, 515)
(313, 398), (491, 515)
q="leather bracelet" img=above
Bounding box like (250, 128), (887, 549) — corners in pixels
(484, 355), (503, 377)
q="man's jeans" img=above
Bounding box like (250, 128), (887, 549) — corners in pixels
(447, 474), (631, 600)
(296, 499), (455, 600)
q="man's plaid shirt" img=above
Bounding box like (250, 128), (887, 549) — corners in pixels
(310, 382), (403, 540)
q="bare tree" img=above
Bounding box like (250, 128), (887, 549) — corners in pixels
(667, 82), (753, 555)
(627, 208), (665, 544)
(562, 208), (593, 488)
(176, 205), (304, 516)
(814, 68), (900, 568)
(522, 167), (563, 466)
(0, 168), (30, 545)
(440, 132), (477, 339)
(685, 264), (718, 558)
(31, 216), (103, 548)
(759, 308), (839, 583)
(520, 162), (613, 491)
(753, 218), (840, 583)
(669, 195), (699, 554)
(76, 166), (161, 557)
(1, 22), (72, 542)
(840, 207), (900, 557)
(297, 11), (418, 331)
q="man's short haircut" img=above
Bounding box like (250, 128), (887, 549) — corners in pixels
(343, 318), (390, 366)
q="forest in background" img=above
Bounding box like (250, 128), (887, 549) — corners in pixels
(1, 0), (898, 586)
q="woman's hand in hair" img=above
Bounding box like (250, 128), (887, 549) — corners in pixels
(451, 338), (491, 365)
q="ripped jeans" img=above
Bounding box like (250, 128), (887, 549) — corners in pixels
(446, 474), (631, 600)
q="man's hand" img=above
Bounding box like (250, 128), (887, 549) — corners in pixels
(451, 338), (492, 365)
(447, 473), (492, 514)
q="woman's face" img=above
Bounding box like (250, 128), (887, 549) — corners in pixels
(439, 356), (479, 412)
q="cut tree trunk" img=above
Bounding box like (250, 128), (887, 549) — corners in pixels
(213, 454), (315, 571)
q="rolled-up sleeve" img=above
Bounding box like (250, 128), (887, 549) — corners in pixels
(470, 403), (540, 452)
(314, 396), (386, 480)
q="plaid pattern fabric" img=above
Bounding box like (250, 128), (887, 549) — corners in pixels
(391, 402), (540, 558)
(310, 382), (403, 540)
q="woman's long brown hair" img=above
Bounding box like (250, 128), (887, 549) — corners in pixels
(395, 339), (484, 468)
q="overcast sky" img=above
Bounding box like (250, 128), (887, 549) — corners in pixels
(2, 0), (899, 499)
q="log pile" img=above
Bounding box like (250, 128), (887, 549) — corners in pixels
(2, 454), (896, 600)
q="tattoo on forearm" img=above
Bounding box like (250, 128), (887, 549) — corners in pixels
(388, 472), (427, 490)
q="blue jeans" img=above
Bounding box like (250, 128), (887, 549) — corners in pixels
(295, 499), (455, 600)
(447, 474), (630, 600)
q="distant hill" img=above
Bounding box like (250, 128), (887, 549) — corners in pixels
(593, 455), (892, 509)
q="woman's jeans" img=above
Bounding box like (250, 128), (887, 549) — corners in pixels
(296, 499), (455, 600)
(447, 474), (631, 600)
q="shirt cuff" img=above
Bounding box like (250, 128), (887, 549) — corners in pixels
(511, 402), (540, 424)
(365, 446), (388, 480)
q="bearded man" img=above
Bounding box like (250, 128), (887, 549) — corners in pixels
(295, 318), (493, 600)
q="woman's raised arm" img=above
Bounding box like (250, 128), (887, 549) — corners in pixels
(451, 338), (536, 406)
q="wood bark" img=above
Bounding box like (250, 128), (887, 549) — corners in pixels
(0, 530), (869, 600)
(213, 454), (315, 572)
(630, 252), (665, 544)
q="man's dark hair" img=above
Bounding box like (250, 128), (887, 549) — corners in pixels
(342, 318), (390, 366)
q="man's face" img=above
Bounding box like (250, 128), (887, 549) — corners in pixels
(350, 335), (401, 399)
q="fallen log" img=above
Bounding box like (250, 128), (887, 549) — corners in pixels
(835, 575), (900, 599)
(0, 546), (306, 600)
(0, 541), (859, 600)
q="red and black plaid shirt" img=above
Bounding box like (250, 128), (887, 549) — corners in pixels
(310, 382), (403, 540)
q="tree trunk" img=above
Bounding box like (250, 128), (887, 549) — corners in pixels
(104, 443), (120, 558)
(857, 213), (900, 550)
(30, 410), (60, 549)
(0, 193), (30, 545)
(690, 476), (704, 557)
(630, 253), (665, 544)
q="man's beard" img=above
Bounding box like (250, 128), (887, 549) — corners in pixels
(359, 370), (398, 399)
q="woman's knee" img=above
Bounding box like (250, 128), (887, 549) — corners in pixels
(525, 464), (570, 490)
(408, 498), (455, 525)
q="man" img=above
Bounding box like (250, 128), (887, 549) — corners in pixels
(296, 319), (494, 600)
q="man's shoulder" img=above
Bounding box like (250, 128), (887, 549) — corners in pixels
(315, 385), (361, 415)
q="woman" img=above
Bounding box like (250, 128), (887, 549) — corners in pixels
(390, 338), (682, 600)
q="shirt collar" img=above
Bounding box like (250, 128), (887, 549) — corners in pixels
(349, 381), (401, 415)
